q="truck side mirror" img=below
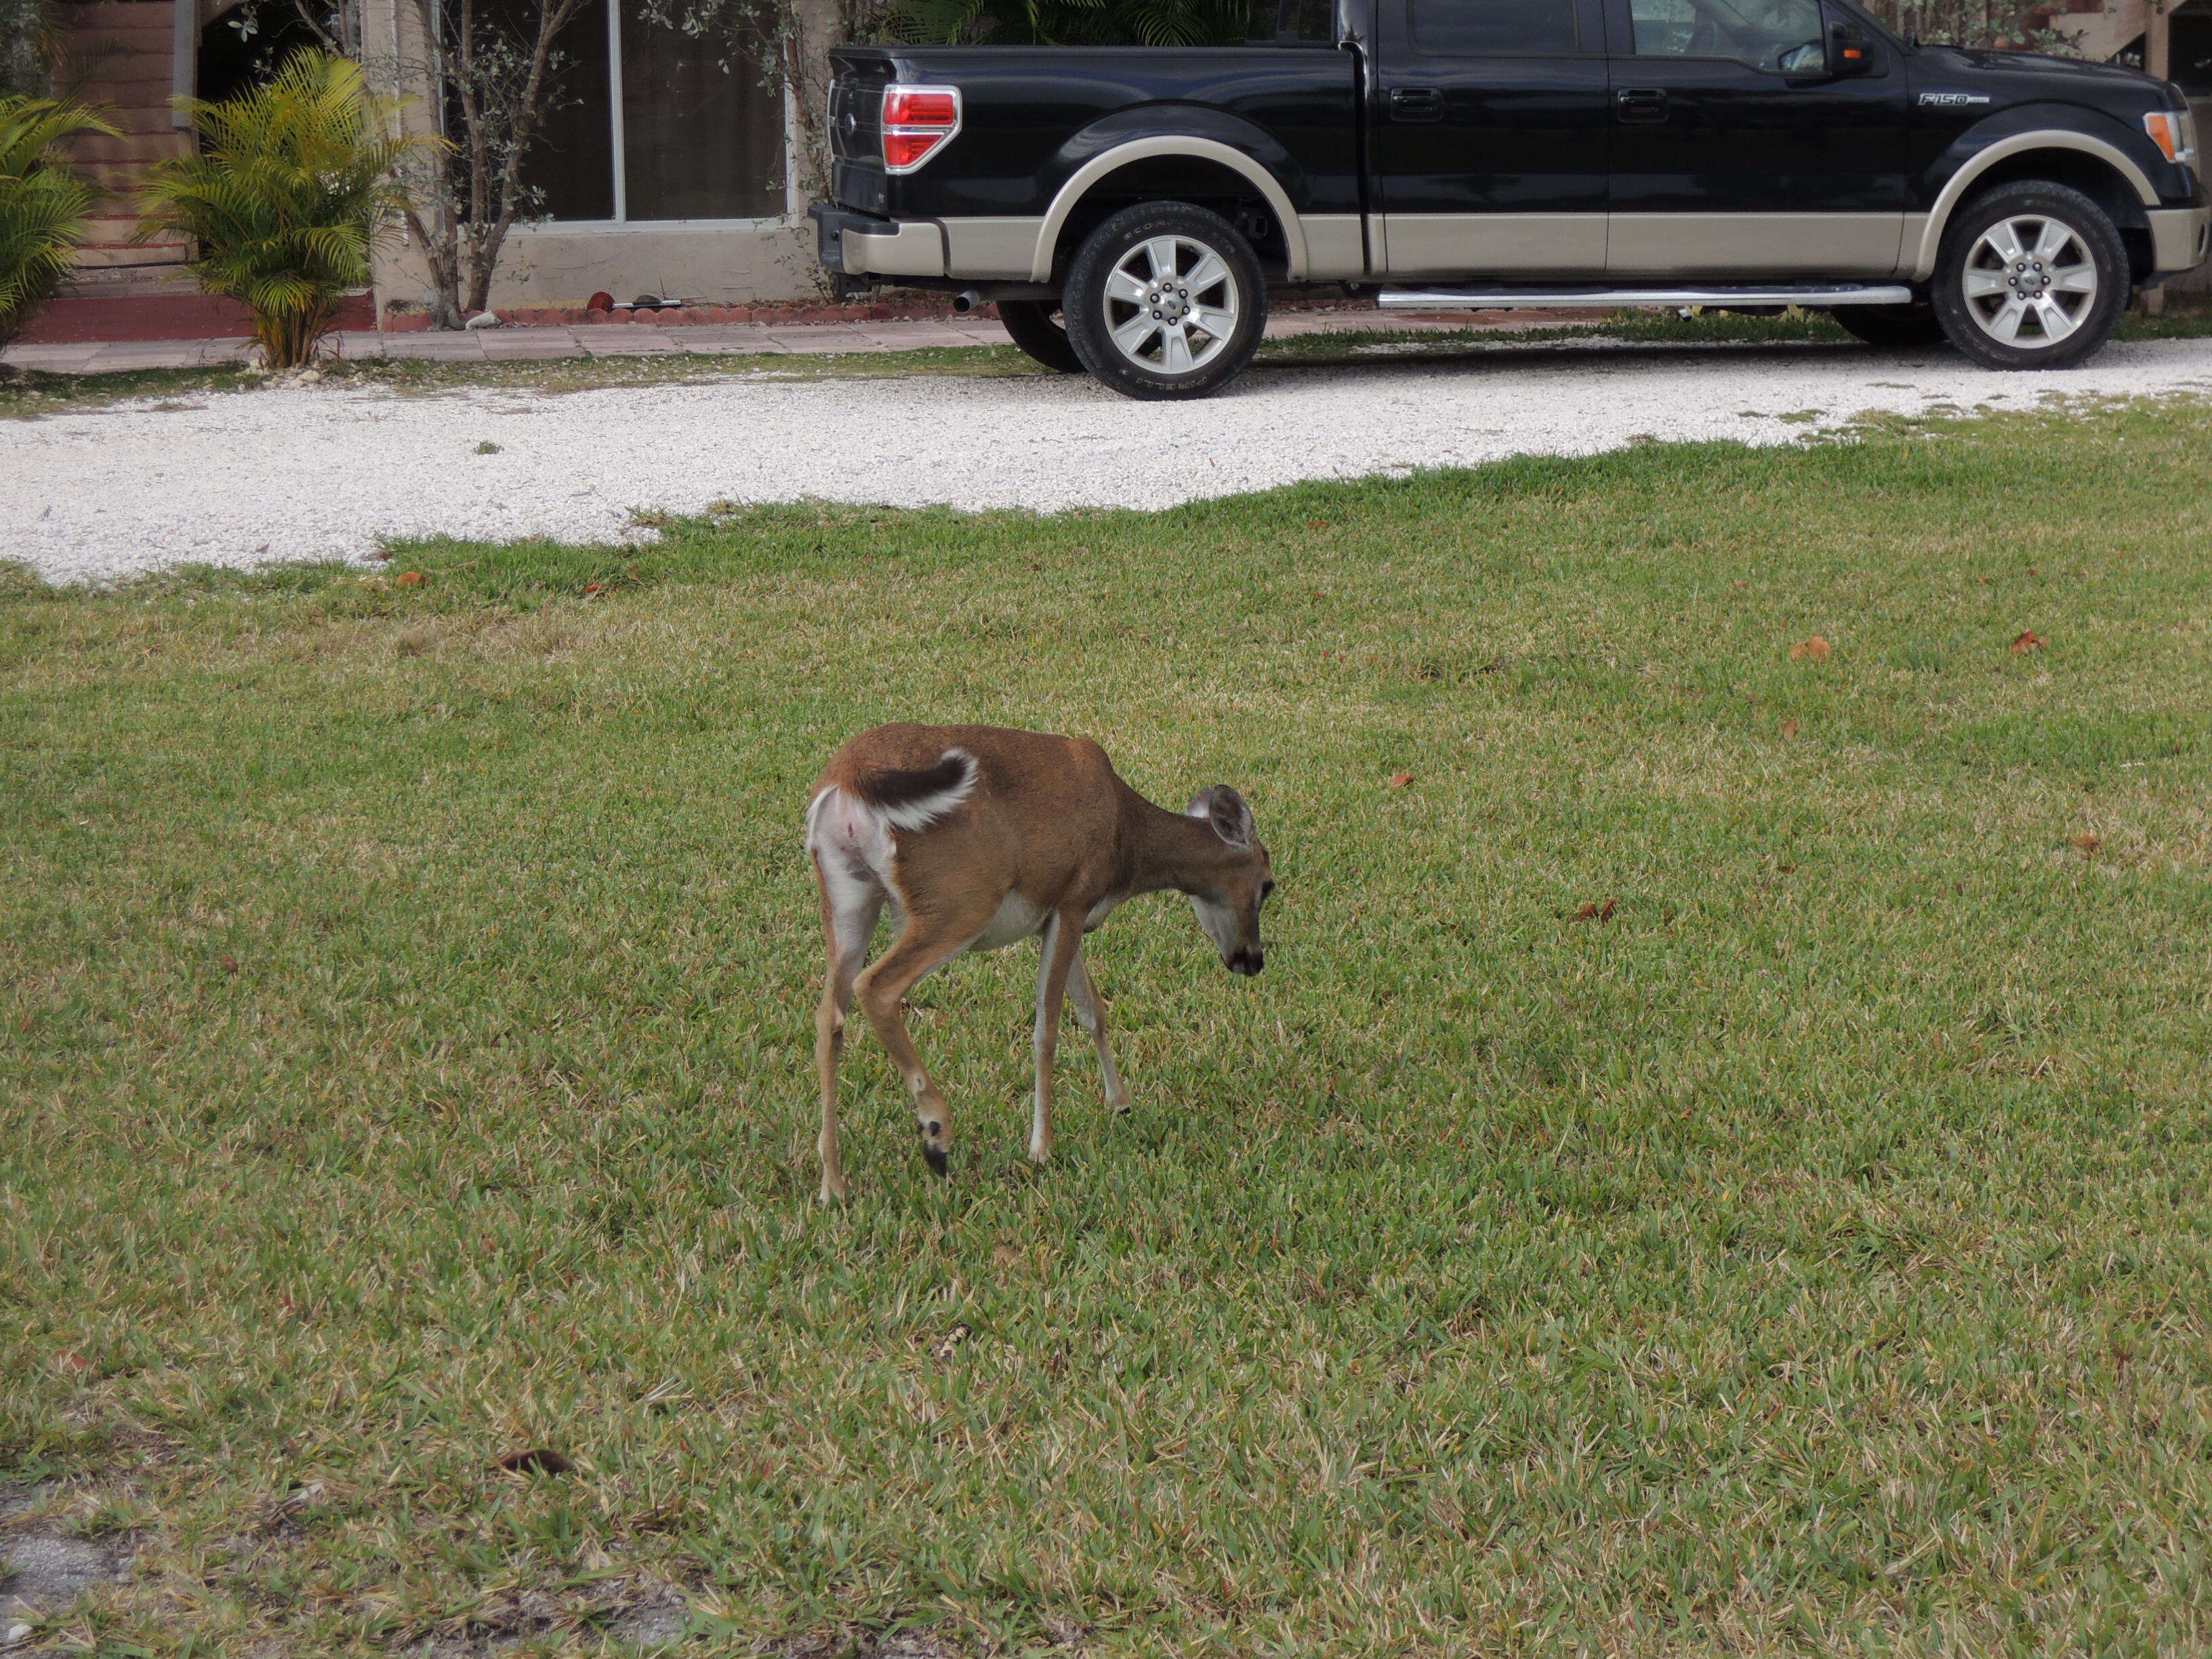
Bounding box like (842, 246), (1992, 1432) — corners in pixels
(1828, 14), (1875, 75)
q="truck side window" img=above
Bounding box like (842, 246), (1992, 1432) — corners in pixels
(1409, 0), (1578, 56)
(1629, 0), (1826, 73)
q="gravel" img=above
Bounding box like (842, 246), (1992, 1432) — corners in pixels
(9, 334), (2212, 584)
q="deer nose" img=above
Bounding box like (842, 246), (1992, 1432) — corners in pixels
(1228, 949), (1264, 977)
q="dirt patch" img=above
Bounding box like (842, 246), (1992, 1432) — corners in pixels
(0, 1489), (135, 1627)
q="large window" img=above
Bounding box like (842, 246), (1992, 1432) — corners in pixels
(1629, 0), (1827, 71)
(1410, 0), (1578, 55)
(522, 0), (788, 223)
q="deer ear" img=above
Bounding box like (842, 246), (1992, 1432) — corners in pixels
(1188, 785), (1253, 851)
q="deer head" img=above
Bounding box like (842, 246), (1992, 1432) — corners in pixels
(1185, 785), (1273, 977)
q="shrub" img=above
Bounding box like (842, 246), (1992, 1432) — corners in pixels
(135, 50), (424, 370)
(0, 96), (114, 356)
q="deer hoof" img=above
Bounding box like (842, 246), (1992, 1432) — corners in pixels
(922, 1143), (949, 1178)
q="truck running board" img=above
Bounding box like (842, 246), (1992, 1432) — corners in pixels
(1378, 283), (1917, 310)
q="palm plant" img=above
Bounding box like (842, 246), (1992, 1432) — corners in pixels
(135, 50), (426, 369)
(0, 95), (113, 356)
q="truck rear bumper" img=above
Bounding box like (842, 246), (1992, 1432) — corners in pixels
(2148, 205), (2211, 274)
(811, 203), (947, 279)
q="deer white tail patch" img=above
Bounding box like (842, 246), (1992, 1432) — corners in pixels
(855, 747), (979, 833)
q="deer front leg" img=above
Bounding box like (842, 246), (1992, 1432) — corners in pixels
(1030, 910), (1084, 1164)
(855, 907), (985, 1179)
(1066, 950), (1131, 1115)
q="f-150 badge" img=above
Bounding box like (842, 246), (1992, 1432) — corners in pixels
(1919, 91), (1993, 106)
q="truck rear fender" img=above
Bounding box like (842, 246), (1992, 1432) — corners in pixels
(1033, 110), (1312, 283)
(1908, 106), (2161, 279)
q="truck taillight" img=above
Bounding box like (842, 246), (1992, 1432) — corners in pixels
(882, 84), (961, 174)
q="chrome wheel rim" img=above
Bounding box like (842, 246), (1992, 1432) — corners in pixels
(1100, 234), (1240, 375)
(1961, 213), (2098, 347)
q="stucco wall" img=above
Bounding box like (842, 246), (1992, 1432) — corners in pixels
(373, 222), (821, 314)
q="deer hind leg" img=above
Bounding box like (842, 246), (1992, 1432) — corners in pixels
(855, 893), (998, 1179)
(812, 850), (884, 1203)
(1029, 911), (1084, 1164)
(1066, 949), (1132, 1115)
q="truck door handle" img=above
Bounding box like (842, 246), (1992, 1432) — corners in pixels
(1616, 87), (1669, 123)
(1389, 86), (1444, 122)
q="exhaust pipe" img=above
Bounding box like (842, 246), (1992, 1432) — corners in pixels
(953, 289), (986, 314)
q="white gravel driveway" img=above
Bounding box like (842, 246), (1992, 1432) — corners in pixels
(10, 333), (2212, 584)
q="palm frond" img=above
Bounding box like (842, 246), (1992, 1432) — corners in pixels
(0, 94), (115, 351)
(136, 49), (434, 369)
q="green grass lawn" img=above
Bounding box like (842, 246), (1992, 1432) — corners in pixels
(5, 396), (2212, 1657)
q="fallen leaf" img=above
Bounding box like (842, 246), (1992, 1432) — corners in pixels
(2010, 630), (2045, 653)
(220, 954), (239, 972)
(582, 583), (603, 594)
(2026, 567), (2039, 577)
(1388, 771), (1414, 791)
(1789, 636), (1832, 661)
(496, 1448), (574, 1475)
(932, 1323), (972, 1359)
(396, 569), (427, 587)
(54, 1351), (92, 1374)
(1572, 897), (1618, 922)
(2071, 832), (2101, 854)
(1305, 519), (1332, 529)
(1779, 718), (1800, 739)
(991, 1244), (1022, 1270)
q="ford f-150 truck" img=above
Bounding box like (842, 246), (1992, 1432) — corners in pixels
(811, 0), (2209, 399)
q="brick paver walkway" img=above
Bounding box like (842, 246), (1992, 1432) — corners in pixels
(1, 307), (1589, 375)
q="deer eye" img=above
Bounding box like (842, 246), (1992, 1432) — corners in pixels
(1260, 880), (1275, 903)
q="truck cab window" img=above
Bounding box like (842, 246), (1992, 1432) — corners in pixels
(1410, 0), (1578, 56)
(1629, 0), (1826, 73)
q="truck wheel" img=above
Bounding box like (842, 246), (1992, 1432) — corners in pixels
(1931, 182), (2125, 370)
(1063, 202), (1267, 401)
(1829, 300), (1945, 348)
(996, 300), (1083, 373)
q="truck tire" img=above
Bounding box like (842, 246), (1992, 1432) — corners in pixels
(1063, 202), (1267, 401)
(1829, 300), (1946, 348)
(1930, 182), (2126, 370)
(996, 300), (1084, 373)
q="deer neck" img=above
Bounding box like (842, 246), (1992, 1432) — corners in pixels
(1125, 793), (1229, 897)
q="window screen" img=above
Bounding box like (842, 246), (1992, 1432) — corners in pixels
(621, 7), (787, 220)
(1410, 0), (1578, 56)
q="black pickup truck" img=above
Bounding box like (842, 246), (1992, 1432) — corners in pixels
(811, 0), (2208, 399)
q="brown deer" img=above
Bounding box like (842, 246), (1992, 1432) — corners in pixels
(804, 722), (1273, 1201)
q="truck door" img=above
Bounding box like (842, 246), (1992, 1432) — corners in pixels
(1367, 0), (1611, 276)
(1603, 0), (1910, 275)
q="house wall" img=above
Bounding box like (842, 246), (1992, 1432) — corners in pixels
(2053, 0), (2150, 61)
(57, 1), (194, 285)
(364, 0), (838, 317)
